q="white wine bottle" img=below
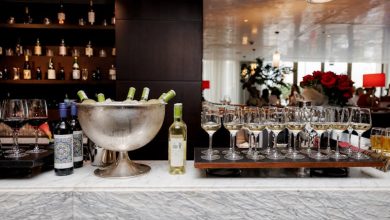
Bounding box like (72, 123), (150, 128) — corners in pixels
(148, 89), (176, 104)
(124, 87), (136, 102)
(77, 90), (96, 104)
(168, 103), (187, 174)
(96, 93), (105, 102)
(140, 87), (150, 102)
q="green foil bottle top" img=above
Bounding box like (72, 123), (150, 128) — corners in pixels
(162, 90), (176, 103)
(174, 103), (183, 119)
(140, 87), (150, 101)
(127, 87), (136, 100)
(97, 93), (106, 102)
(77, 90), (88, 101)
(158, 93), (166, 100)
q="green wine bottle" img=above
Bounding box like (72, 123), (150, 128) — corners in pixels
(77, 90), (96, 104)
(140, 87), (150, 102)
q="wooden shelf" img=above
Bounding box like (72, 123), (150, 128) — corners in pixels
(0, 79), (116, 85)
(0, 23), (115, 30)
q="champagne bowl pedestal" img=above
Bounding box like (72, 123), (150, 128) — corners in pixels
(77, 102), (165, 178)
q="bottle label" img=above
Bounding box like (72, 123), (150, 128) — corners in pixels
(169, 136), (185, 167)
(34, 46), (41, 56)
(73, 130), (83, 162)
(88, 12), (95, 24)
(59, 46), (66, 56)
(54, 134), (73, 169)
(72, 70), (81, 79)
(58, 12), (65, 21)
(85, 48), (93, 57)
(23, 70), (31, 79)
(48, 69), (56, 79)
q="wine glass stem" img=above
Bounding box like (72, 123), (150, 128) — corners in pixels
(358, 134), (362, 154)
(273, 132), (278, 150)
(336, 133), (340, 153)
(327, 131), (331, 149)
(232, 134), (236, 153)
(229, 133), (233, 151)
(292, 133), (296, 152)
(208, 134), (213, 151)
(254, 134), (259, 153)
(317, 133), (322, 154)
(12, 129), (19, 153)
(34, 128), (39, 150)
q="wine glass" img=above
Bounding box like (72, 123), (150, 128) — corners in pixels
(329, 107), (349, 160)
(322, 107), (334, 155)
(341, 107), (359, 155)
(299, 106), (314, 155)
(260, 106), (276, 155)
(26, 99), (48, 154)
(350, 108), (371, 160)
(266, 107), (286, 160)
(244, 107), (265, 160)
(309, 107), (331, 160)
(1, 99), (29, 158)
(285, 107), (305, 159)
(201, 105), (221, 160)
(223, 105), (243, 160)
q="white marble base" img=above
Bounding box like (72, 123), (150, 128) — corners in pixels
(1, 161), (390, 219)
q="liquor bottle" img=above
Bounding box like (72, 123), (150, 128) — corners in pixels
(168, 103), (187, 174)
(88, 0), (95, 25)
(108, 64), (116, 80)
(47, 58), (56, 79)
(34, 38), (42, 56)
(70, 103), (83, 168)
(85, 41), (93, 57)
(15, 38), (22, 56)
(58, 0), (65, 24)
(54, 103), (74, 176)
(59, 39), (67, 56)
(23, 55), (31, 79)
(72, 57), (81, 80)
(140, 87), (150, 102)
(24, 6), (32, 24)
(3, 66), (9, 80)
(77, 90), (96, 104)
(36, 67), (42, 80)
(59, 66), (65, 80)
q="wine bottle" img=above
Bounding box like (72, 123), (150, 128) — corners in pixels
(168, 103), (187, 174)
(108, 64), (116, 80)
(59, 39), (66, 56)
(58, 0), (65, 24)
(34, 38), (42, 56)
(70, 103), (83, 168)
(47, 58), (56, 79)
(140, 87), (150, 102)
(85, 41), (93, 57)
(54, 103), (74, 176)
(97, 93), (105, 102)
(24, 6), (32, 24)
(72, 57), (80, 80)
(36, 67), (42, 80)
(126, 87), (136, 101)
(161, 90), (176, 103)
(59, 66), (65, 80)
(15, 38), (22, 56)
(77, 90), (96, 104)
(88, 0), (95, 25)
(23, 55), (31, 79)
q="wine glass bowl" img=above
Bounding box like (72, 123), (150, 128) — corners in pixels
(285, 107), (305, 160)
(350, 108), (371, 160)
(243, 107), (265, 160)
(223, 105), (243, 160)
(329, 107), (349, 160)
(77, 102), (166, 178)
(1, 99), (29, 158)
(27, 99), (48, 154)
(201, 105), (221, 160)
(309, 107), (331, 160)
(266, 107), (286, 160)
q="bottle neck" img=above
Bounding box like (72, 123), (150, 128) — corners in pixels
(174, 115), (182, 121)
(59, 108), (67, 119)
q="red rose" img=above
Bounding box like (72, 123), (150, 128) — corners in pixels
(300, 75), (315, 87)
(321, 72), (337, 88)
(313, 71), (323, 79)
(337, 75), (353, 91)
(343, 92), (352, 99)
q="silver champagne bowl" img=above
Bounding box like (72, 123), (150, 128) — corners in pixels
(77, 102), (165, 178)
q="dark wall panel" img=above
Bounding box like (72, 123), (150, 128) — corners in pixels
(116, 20), (202, 81)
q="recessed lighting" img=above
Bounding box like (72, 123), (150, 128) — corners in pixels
(251, 27), (258, 34)
(244, 19), (248, 23)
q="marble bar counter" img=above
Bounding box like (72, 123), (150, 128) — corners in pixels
(1, 161), (390, 220)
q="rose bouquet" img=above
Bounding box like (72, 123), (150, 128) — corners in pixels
(300, 71), (354, 106)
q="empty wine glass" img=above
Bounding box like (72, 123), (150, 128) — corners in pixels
(244, 107), (265, 160)
(285, 107), (305, 159)
(266, 107), (286, 160)
(26, 99), (48, 154)
(329, 107), (349, 160)
(1, 99), (29, 158)
(223, 105), (243, 160)
(309, 107), (331, 160)
(350, 108), (371, 160)
(201, 105), (221, 160)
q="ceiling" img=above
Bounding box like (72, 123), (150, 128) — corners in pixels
(203, 0), (390, 63)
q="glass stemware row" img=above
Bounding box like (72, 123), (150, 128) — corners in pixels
(200, 103), (372, 161)
(0, 99), (48, 158)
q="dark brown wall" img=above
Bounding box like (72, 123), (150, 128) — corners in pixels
(115, 0), (204, 159)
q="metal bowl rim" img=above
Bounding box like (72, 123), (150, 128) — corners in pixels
(76, 102), (167, 107)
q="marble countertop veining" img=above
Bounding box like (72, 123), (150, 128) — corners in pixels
(1, 161), (390, 192)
